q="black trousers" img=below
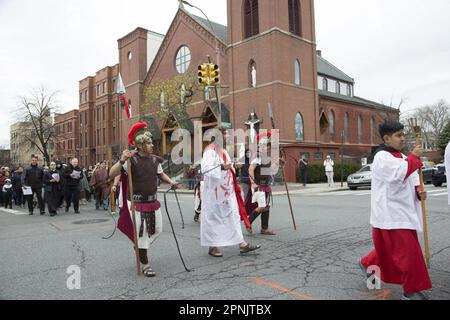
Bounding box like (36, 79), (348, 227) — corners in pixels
(46, 189), (59, 213)
(139, 249), (148, 265)
(4, 192), (12, 208)
(13, 188), (24, 205)
(26, 187), (45, 213)
(65, 186), (80, 211)
(300, 170), (307, 185)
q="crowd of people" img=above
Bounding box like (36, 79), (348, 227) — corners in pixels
(0, 155), (115, 216)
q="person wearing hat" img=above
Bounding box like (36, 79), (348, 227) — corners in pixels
(109, 122), (178, 277)
(246, 131), (277, 235)
(2, 178), (13, 209)
(200, 126), (260, 257)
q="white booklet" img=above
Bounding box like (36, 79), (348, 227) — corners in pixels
(22, 186), (32, 195)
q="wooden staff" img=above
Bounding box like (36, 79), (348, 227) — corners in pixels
(281, 154), (297, 231)
(127, 158), (141, 276)
(107, 147), (116, 214)
(410, 119), (431, 269)
(268, 103), (297, 231)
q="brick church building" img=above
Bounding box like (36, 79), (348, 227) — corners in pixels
(79, 0), (398, 181)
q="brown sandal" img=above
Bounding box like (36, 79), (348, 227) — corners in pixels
(142, 266), (156, 277)
(240, 243), (261, 254)
(208, 247), (223, 257)
(261, 229), (276, 235)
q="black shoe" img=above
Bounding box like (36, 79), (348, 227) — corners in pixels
(40, 212), (45, 215)
(50, 213), (56, 217)
(74, 210), (80, 214)
(65, 207), (69, 212)
(29, 212), (33, 215)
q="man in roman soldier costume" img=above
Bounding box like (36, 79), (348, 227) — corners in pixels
(109, 122), (177, 277)
(200, 126), (260, 257)
(245, 131), (276, 235)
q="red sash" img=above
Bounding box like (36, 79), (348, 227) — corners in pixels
(208, 144), (251, 229)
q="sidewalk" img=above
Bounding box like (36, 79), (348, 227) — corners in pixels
(157, 182), (348, 195)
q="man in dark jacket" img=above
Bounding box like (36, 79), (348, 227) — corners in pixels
(12, 166), (24, 207)
(21, 155), (45, 215)
(63, 158), (83, 214)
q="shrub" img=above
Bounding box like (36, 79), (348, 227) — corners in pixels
(296, 162), (362, 184)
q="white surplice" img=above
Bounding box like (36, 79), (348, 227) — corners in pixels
(445, 142), (450, 205)
(371, 151), (423, 232)
(200, 146), (244, 247)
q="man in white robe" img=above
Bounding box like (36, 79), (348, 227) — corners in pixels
(200, 127), (260, 257)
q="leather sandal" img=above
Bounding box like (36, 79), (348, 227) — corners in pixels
(261, 229), (276, 235)
(240, 243), (261, 254)
(208, 247), (223, 257)
(142, 266), (156, 277)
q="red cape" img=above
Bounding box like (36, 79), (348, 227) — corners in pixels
(117, 173), (135, 244)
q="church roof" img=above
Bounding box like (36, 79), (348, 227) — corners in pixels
(317, 55), (354, 84)
(190, 14), (228, 45)
(319, 90), (398, 113)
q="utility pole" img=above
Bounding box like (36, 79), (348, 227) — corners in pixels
(340, 130), (344, 187)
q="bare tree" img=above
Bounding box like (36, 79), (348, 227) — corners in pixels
(412, 99), (450, 150)
(17, 87), (59, 166)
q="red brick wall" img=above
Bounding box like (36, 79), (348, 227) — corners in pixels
(54, 110), (80, 165)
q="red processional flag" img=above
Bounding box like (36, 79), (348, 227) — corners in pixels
(117, 73), (131, 119)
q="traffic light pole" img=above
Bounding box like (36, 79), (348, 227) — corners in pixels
(182, 1), (222, 126)
(207, 54), (222, 127)
(215, 45), (222, 127)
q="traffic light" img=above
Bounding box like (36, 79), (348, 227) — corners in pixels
(198, 64), (209, 86)
(209, 64), (220, 86)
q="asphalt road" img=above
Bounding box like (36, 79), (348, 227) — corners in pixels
(0, 185), (449, 300)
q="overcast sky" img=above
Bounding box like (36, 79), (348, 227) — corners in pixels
(1, 0), (449, 148)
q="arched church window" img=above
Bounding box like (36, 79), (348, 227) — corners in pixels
(358, 115), (363, 144)
(344, 113), (349, 143)
(329, 110), (335, 142)
(288, 0), (301, 36)
(244, 0), (259, 38)
(295, 112), (304, 141)
(294, 60), (301, 86)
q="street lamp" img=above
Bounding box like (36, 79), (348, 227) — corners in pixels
(181, 0), (222, 126)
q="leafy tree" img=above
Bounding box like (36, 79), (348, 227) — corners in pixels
(437, 120), (450, 155)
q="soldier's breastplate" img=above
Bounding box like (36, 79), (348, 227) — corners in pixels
(255, 163), (272, 186)
(131, 156), (159, 198)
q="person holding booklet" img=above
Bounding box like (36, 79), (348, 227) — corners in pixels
(21, 155), (45, 215)
(43, 162), (61, 216)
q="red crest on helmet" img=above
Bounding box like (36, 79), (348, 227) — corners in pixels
(256, 131), (272, 143)
(128, 123), (148, 146)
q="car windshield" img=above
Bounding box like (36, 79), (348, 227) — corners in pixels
(358, 166), (371, 173)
